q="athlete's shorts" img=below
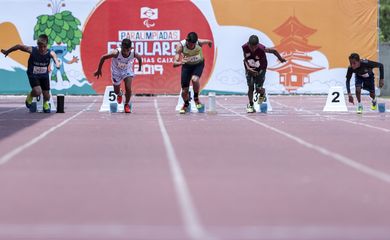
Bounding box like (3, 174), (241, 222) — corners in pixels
(112, 71), (134, 86)
(355, 76), (375, 92)
(28, 74), (50, 91)
(181, 61), (205, 88)
(246, 69), (266, 88)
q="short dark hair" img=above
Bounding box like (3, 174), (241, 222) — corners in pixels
(349, 53), (360, 61)
(248, 35), (259, 46)
(186, 32), (198, 43)
(37, 34), (48, 45)
(121, 38), (132, 49)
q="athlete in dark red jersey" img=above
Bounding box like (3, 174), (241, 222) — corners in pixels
(242, 35), (286, 113)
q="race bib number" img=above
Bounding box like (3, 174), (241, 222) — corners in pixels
(247, 59), (260, 68)
(33, 66), (47, 74)
(117, 62), (129, 70)
(186, 54), (202, 63)
(360, 73), (370, 78)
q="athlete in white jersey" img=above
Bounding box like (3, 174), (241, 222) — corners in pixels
(94, 39), (142, 113)
(111, 47), (135, 83)
(174, 32), (213, 114)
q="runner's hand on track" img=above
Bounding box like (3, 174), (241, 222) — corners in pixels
(348, 94), (354, 104)
(379, 79), (384, 88)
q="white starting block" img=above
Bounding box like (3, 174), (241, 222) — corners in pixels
(30, 91), (56, 112)
(99, 86), (124, 112)
(253, 91), (272, 113)
(175, 86), (204, 113)
(323, 86), (348, 112)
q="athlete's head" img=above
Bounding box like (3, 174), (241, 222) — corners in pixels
(186, 32), (198, 49)
(37, 34), (48, 53)
(349, 53), (360, 70)
(248, 35), (259, 52)
(248, 35), (259, 46)
(121, 38), (132, 56)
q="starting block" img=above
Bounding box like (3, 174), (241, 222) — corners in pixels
(260, 102), (268, 113)
(253, 91), (272, 113)
(99, 86), (124, 112)
(29, 102), (37, 112)
(197, 104), (205, 113)
(110, 102), (118, 113)
(109, 102), (133, 113)
(378, 103), (386, 113)
(29, 91), (56, 113)
(175, 86), (205, 113)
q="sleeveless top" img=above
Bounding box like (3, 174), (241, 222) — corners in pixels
(111, 48), (135, 75)
(180, 40), (204, 65)
(242, 43), (267, 71)
(27, 47), (52, 76)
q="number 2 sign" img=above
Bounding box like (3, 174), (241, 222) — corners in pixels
(323, 86), (348, 112)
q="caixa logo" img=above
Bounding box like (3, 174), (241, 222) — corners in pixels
(140, 7), (158, 28)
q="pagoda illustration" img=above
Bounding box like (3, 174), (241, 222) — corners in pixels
(269, 16), (324, 92)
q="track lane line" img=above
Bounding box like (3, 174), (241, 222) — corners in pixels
(217, 101), (390, 184)
(0, 101), (96, 165)
(154, 99), (215, 240)
(273, 100), (390, 133)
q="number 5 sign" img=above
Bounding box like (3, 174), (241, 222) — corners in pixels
(99, 86), (124, 112)
(323, 86), (348, 112)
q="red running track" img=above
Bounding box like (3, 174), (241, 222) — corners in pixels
(0, 95), (390, 240)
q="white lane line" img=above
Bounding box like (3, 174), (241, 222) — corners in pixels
(211, 225), (390, 240)
(154, 99), (214, 240)
(0, 101), (96, 165)
(0, 224), (388, 239)
(0, 107), (24, 115)
(217, 101), (390, 184)
(273, 100), (390, 133)
(0, 224), (185, 239)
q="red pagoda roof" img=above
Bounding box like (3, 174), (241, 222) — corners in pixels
(269, 59), (324, 74)
(274, 16), (317, 38)
(274, 36), (321, 52)
(283, 51), (313, 61)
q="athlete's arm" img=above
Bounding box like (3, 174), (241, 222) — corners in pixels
(134, 52), (142, 72)
(346, 67), (354, 104)
(50, 51), (61, 69)
(1, 44), (32, 57)
(198, 39), (213, 48)
(265, 47), (286, 63)
(94, 49), (118, 78)
(366, 60), (384, 88)
(173, 44), (185, 68)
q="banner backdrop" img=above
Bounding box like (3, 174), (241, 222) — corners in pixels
(0, 0), (378, 94)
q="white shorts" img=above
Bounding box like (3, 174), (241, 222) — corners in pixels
(112, 71), (134, 86)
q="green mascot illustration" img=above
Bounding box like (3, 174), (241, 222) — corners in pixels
(33, 0), (82, 82)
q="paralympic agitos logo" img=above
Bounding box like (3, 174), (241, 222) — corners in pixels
(80, 0), (214, 94)
(140, 7), (158, 28)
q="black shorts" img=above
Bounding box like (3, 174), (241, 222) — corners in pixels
(246, 69), (266, 88)
(28, 74), (50, 91)
(181, 61), (205, 88)
(355, 76), (375, 92)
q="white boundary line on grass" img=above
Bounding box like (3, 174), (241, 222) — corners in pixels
(154, 99), (215, 240)
(0, 101), (96, 165)
(217, 101), (390, 184)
